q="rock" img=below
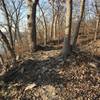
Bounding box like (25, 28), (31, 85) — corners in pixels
(57, 58), (63, 62)
(34, 91), (39, 97)
(16, 55), (20, 60)
(88, 62), (97, 68)
(25, 83), (36, 91)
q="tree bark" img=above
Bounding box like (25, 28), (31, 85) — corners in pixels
(31, 0), (38, 51)
(63, 0), (72, 60)
(27, 0), (39, 52)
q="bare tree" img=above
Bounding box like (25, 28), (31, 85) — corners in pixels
(1, 0), (14, 51)
(1, 0), (16, 61)
(0, 0), (25, 61)
(11, 0), (25, 43)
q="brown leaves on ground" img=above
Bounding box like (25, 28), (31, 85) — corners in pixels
(0, 41), (100, 100)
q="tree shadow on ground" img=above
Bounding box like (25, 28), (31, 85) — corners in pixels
(2, 54), (65, 86)
(36, 44), (62, 51)
(36, 39), (63, 51)
(2, 48), (100, 85)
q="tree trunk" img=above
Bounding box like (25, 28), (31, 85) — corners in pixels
(27, 0), (33, 51)
(50, 0), (55, 41)
(94, 15), (100, 41)
(94, 1), (100, 41)
(38, 4), (47, 46)
(72, 0), (85, 47)
(53, 15), (57, 41)
(27, 0), (38, 52)
(31, 0), (38, 51)
(63, 0), (72, 60)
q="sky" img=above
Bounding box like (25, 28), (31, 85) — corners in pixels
(0, 0), (96, 31)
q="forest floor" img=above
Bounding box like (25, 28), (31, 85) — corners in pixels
(0, 39), (100, 100)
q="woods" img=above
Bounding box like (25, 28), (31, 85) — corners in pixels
(0, 0), (100, 99)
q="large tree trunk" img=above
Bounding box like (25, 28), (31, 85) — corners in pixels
(63, 0), (72, 60)
(31, 0), (38, 51)
(72, 0), (85, 47)
(27, 0), (38, 52)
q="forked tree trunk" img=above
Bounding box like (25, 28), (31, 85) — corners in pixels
(63, 0), (72, 60)
(72, 0), (85, 47)
(27, 0), (38, 52)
